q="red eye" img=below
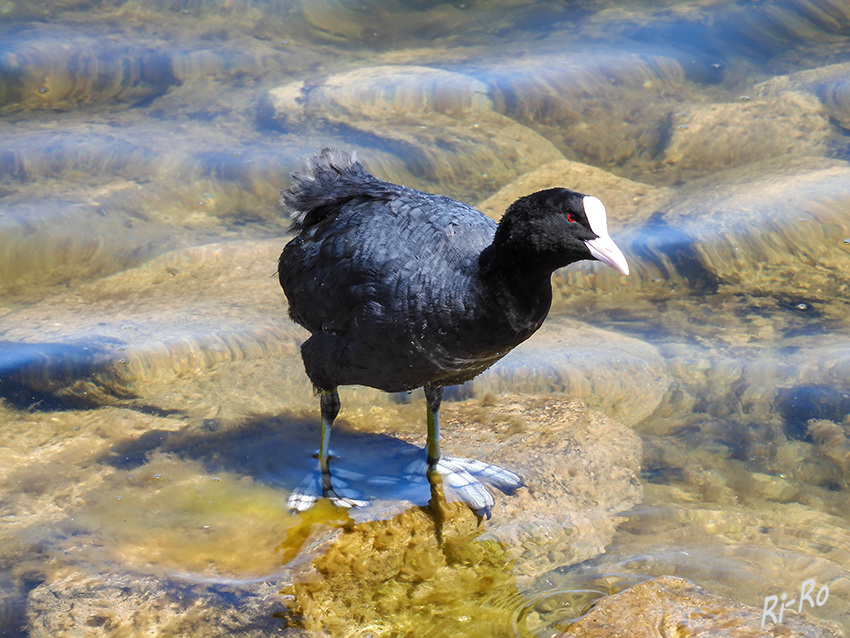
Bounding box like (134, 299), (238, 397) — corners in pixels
(567, 213), (576, 223)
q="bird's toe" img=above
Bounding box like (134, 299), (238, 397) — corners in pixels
(444, 456), (525, 494)
(435, 457), (497, 519)
(328, 494), (371, 509)
(287, 471), (369, 514)
(287, 473), (321, 513)
(405, 455), (525, 517)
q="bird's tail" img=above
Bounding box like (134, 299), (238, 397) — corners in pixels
(281, 148), (383, 232)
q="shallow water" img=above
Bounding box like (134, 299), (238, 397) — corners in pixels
(2, 0), (850, 636)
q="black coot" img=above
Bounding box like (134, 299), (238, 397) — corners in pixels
(279, 148), (629, 517)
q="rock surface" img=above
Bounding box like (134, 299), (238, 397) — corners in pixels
(474, 319), (670, 426)
(266, 65), (565, 202)
(21, 394), (643, 637)
(561, 576), (841, 638)
(300, 395), (643, 594)
(662, 92), (832, 175)
(27, 572), (299, 638)
(475, 159), (673, 230)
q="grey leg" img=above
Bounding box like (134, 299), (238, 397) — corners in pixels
(287, 388), (367, 513)
(416, 384), (525, 519)
(424, 385), (443, 467)
(318, 389), (340, 474)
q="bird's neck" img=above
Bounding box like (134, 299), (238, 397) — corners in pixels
(477, 244), (555, 334)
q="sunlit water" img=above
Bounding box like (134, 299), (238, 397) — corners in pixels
(1, 0), (850, 636)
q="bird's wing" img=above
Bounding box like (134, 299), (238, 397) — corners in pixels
(280, 185), (496, 337)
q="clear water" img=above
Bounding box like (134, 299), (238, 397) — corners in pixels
(1, 0), (850, 636)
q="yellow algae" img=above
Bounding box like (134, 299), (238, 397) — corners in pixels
(63, 454), (294, 578)
(284, 503), (521, 638)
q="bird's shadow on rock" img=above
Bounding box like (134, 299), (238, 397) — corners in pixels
(100, 412), (435, 509)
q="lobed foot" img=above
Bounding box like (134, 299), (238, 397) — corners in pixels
(287, 469), (370, 513)
(287, 455), (524, 519)
(406, 456), (524, 519)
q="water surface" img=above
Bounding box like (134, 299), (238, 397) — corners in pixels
(1, 0), (850, 636)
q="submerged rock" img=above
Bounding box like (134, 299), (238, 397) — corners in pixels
(556, 156), (850, 302)
(14, 394), (641, 638)
(474, 319), (670, 426)
(482, 52), (691, 182)
(0, 239), (309, 410)
(475, 158), (673, 230)
(662, 92), (832, 175)
(27, 572), (297, 638)
(284, 503), (519, 638)
(298, 0), (563, 46)
(339, 395), (644, 586)
(560, 576), (841, 638)
(755, 62), (850, 130)
(0, 127), (297, 299)
(0, 33), (178, 113)
(0, 229), (663, 429)
(460, 396), (643, 585)
(664, 157), (850, 300)
(266, 65), (565, 202)
(807, 419), (850, 484)
(524, 490), (850, 634)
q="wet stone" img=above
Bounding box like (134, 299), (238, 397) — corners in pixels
(266, 65), (565, 202)
(807, 420), (850, 484)
(360, 395), (644, 585)
(465, 397), (642, 585)
(3, 2), (850, 638)
(663, 157), (850, 299)
(532, 492), (850, 634)
(472, 319), (671, 427)
(481, 52), (698, 183)
(297, 0), (577, 47)
(26, 572), (300, 638)
(286, 394), (643, 635)
(0, 128), (297, 298)
(662, 92), (832, 176)
(475, 158), (674, 231)
(559, 576), (841, 638)
(0, 239), (308, 410)
(755, 62), (850, 130)
(284, 503), (517, 637)
(0, 34), (178, 113)
(634, 339), (850, 510)
(565, 156), (850, 301)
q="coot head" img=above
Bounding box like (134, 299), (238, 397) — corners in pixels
(485, 187), (629, 277)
